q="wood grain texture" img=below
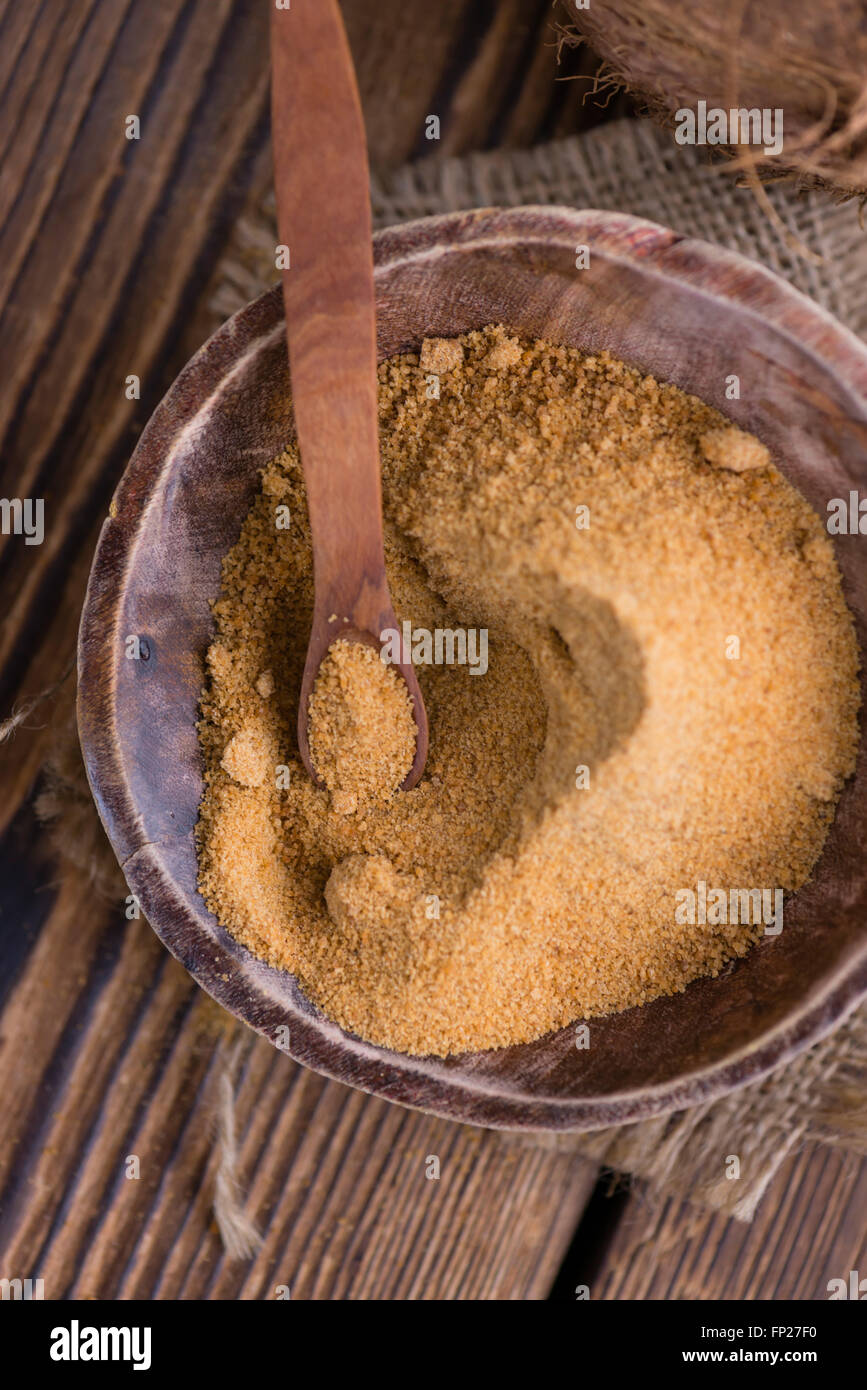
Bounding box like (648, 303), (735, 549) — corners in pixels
(342, 0), (635, 163)
(591, 1147), (867, 1300)
(0, 0), (273, 833)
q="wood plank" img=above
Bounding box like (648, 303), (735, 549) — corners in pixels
(590, 1146), (867, 1300)
(0, 0), (273, 828)
(0, 0), (267, 622)
(0, 0), (163, 421)
(436, 0), (551, 157)
(343, 0), (473, 169)
(0, 2), (64, 153)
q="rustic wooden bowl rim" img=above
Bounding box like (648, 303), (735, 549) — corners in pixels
(78, 205), (867, 1130)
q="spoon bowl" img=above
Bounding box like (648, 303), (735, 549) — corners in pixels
(78, 206), (867, 1130)
(297, 624), (428, 792)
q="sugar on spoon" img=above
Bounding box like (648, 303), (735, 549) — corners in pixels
(270, 0), (428, 790)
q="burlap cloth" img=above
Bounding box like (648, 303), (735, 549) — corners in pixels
(24, 119), (867, 1229)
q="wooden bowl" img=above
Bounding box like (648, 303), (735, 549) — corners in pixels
(78, 207), (867, 1130)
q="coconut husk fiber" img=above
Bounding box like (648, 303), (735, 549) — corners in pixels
(556, 0), (867, 201)
(19, 121), (867, 1241)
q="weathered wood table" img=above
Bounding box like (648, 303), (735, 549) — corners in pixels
(1, 0), (865, 1299)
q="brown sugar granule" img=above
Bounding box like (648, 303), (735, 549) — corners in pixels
(700, 424), (771, 472)
(308, 639), (416, 810)
(220, 720), (273, 789)
(196, 326), (860, 1057)
(419, 336), (464, 374)
(483, 333), (523, 370)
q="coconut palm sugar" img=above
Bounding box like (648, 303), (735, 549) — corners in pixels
(307, 638), (416, 812)
(196, 326), (860, 1057)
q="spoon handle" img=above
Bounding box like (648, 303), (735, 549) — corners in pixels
(270, 0), (386, 628)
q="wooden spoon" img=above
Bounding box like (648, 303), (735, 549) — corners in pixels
(270, 0), (428, 790)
